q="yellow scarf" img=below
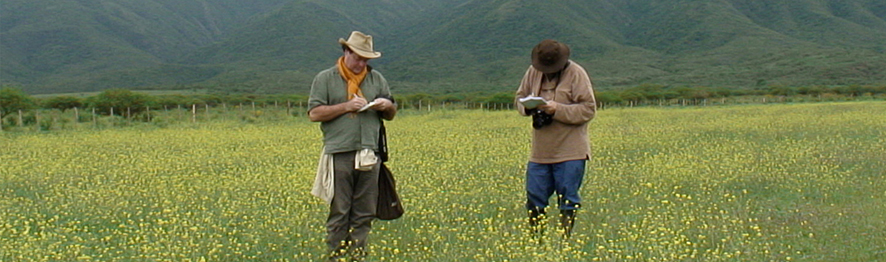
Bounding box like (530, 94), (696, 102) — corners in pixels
(337, 56), (367, 100)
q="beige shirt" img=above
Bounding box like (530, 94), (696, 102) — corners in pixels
(515, 60), (597, 163)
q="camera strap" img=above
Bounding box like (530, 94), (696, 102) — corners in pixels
(536, 74), (560, 101)
(536, 62), (568, 98)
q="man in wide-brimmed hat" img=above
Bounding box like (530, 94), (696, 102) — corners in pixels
(515, 39), (597, 241)
(308, 30), (396, 261)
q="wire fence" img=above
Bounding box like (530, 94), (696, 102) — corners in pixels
(2, 94), (882, 132)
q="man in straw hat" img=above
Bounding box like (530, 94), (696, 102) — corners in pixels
(514, 39), (597, 241)
(308, 30), (396, 261)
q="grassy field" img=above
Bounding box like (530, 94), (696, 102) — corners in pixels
(1, 102), (884, 261)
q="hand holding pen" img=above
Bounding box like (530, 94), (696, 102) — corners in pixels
(347, 94), (368, 112)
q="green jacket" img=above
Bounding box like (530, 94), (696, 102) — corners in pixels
(308, 65), (392, 154)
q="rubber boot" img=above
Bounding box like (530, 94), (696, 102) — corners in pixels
(559, 209), (576, 239)
(528, 209), (546, 240)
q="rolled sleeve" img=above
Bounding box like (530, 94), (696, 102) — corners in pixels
(308, 70), (333, 112)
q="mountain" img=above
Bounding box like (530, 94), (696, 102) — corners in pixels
(0, 0), (290, 93)
(177, 0), (469, 94)
(380, 0), (886, 92)
(2, 0), (885, 95)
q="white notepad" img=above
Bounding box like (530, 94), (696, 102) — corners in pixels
(518, 96), (547, 109)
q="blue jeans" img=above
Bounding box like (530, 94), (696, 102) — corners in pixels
(526, 160), (586, 211)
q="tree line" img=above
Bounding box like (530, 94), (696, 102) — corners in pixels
(2, 84), (885, 129)
(592, 84), (886, 105)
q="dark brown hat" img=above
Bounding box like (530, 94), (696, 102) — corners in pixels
(531, 39), (570, 73)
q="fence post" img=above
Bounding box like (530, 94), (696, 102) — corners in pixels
(74, 107), (80, 123)
(0, 110), (3, 131)
(192, 104), (197, 123)
(18, 110), (23, 128)
(92, 108), (97, 127)
(34, 110), (40, 131)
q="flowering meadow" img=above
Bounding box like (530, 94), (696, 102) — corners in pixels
(1, 102), (884, 261)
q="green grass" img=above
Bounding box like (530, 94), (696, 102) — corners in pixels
(1, 102), (884, 261)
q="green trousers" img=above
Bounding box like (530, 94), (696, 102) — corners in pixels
(326, 151), (380, 254)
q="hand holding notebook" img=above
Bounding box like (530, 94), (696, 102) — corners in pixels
(519, 96), (547, 109)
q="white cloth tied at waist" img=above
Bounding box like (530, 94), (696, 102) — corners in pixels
(312, 147), (335, 205)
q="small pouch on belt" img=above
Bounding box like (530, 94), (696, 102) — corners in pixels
(355, 149), (378, 171)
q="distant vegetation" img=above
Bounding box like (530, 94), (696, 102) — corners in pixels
(2, 0), (884, 95)
(2, 84), (884, 131)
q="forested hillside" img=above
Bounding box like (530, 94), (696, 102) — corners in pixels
(0, 0), (291, 93)
(2, 0), (884, 95)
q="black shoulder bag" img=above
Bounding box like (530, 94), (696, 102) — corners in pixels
(376, 96), (404, 220)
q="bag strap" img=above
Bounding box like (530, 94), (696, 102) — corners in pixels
(376, 95), (394, 163)
(378, 121), (388, 162)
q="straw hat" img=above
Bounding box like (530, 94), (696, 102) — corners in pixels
(339, 31), (382, 59)
(531, 39), (570, 73)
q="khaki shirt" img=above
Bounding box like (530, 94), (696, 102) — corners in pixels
(309, 65), (392, 154)
(515, 61), (597, 163)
